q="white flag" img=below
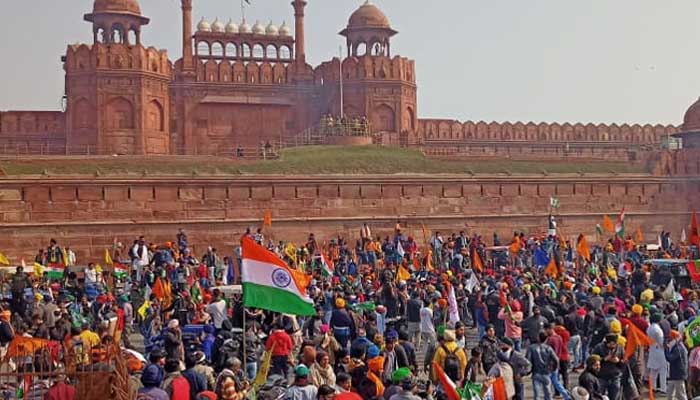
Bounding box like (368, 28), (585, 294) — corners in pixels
(681, 229), (687, 243)
(396, 241), (405, 257)
(447, 285), (460, 326)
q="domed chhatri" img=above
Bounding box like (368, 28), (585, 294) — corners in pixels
(211, 18), (225, 33)
(266, 21), (279, 36)
(239, 18), (252, 34)
(347, 0), (391, 29)
(225, 19), (239, 34)
(252, 20), (265, 35)
(92, 0), (141, 15)
(683, 97), (700, 132)
(197, 17), (211, 32)
(279, 21), (291, 37)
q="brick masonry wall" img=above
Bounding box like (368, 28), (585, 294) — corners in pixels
(0, 175), (698, 264)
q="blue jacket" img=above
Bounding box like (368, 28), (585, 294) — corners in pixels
(665, 341), (688, 381)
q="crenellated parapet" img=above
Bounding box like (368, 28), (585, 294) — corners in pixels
(64, 43), (171, 77)
(314, 55), (415, 85)
(416, 119), (679, 144)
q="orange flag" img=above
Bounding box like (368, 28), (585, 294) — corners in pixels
(491, 376), (507, 400)
(508, 236), (521, 255)
(624, 322), (654, 361)
(5, 337), (49, 359)
(691, 210), (699, 246)
(603, 214), (615, 233)
(544, 257), (559, 279)
(635, 226), (644, 243)
(425, 249), (434, 271)
(152, 277), (165, 300)
(263, 209), (272, 227)
(472, 251), (484, 273)
(576, 234), (591, 262)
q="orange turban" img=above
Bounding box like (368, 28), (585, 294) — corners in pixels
(367, 356), (385, 373)
(437, 299), (447, 308)
(631, 304), (643, 316)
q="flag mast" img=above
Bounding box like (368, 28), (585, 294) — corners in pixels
(339, 45), (344, 118)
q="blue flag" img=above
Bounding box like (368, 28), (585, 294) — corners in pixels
(533, 247), (550, 267)
(226, 258), (235, 285)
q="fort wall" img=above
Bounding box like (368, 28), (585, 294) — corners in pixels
(0, 174), (697, 263)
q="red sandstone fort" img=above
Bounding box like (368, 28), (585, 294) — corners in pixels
(0, 0), (699, 261)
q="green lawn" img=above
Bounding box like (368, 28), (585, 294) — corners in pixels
(0, 145), (648, 176)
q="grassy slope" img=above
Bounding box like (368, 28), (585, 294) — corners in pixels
(0, 146), (648, 176)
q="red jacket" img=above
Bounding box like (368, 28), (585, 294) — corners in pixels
(553, 326), (570, 361)
(266, 330), (293, 357)
(546, 332), (567, 362)
(45, 382), (76, 400)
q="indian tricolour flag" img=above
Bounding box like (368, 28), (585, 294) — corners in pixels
(113, 263), (129, 280)
(241, 237), (315, 316)
(319, 253), (334, 277)
(615, 207), (626, 237)
(45, 263), (64, 280)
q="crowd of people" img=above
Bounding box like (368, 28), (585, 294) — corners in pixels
(0, 221), (699, 400)
(319, 115), (371, 137)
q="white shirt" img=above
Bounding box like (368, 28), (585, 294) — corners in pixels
(84, 268), (98, 284)
(420, 306), (435, 334)
(205, 299), (227, 329)
(646, 322), (667, 370)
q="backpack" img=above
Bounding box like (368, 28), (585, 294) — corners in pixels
(441, 345), (462, 381)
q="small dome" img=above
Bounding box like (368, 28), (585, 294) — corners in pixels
(93, 0), (141, 15)
(252, 20), (265, 35)
(211, 18), (225, 33)
(240, 18), (252, 33)
(683, 97), (700, 132)
(279, 21), (291, 36)
(197, 17), (211, 32)
(225, 19), (239, 34)
(266, 21), (279, 36)
(347, 1), (391, 29)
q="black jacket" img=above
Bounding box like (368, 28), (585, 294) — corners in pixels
(579, 370), (606, 400)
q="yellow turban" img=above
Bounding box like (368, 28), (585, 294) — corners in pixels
(592, 287), (601, 295)
(640, 288), (654, 304)
(610, 320), (622, 334)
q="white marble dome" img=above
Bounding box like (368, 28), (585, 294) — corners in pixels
(197, 17), (211, 32)
(240, 18), (252, 33)
(252, 20), (265, 35)
(211, 18), (225, 33)
(266, 21), (279, 36)
(225, 19), (239, 34)
(279, 21), (291, 36)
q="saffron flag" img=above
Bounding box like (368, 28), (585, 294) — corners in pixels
(615, 208), (626, 237)
(432, 362), (461, 400)
(508, 237), (521, 255)
(0, 253), (9, 266)
(396, 265), (411, 282)
(5, 337), (50, 359)
(320, 253), (334, 277)
(603, 214), (615, 233)
(544, 257), (559, 279)
(691, 211), (699, 246)
(241, 237), (315, 316)
(263, 209), (272, 227)
(576, 234), (591, 262)
(472, 250), (484, 273)
(624, 321), (654, 361)
(152, 277), (165, 300)
(485, 377), (507, 400)
(104, 249), (113, 265)
(635, 226), (644, 243)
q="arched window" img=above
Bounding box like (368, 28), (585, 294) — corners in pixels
(111, 25), (125, 44)
(197, 41), (210, 56)
(253, 44), (264, 59)
(280, 45), (291, 60)
(356, 42), (367, 56)
(242, 43), (251, 58)
(146, 100), (164, 131)
(226, 43), (237, 58)
(211, 42), (224, 57)
(97, 28), (106, 43)
(106, 97), (134, 130)
(266, 44), (278, 59)
(127, 29), (137, 45)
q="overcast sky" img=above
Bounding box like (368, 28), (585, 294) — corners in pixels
(1, 0), (699, 125)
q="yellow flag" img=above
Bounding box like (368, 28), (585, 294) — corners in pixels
(33, 263), (44, 277)
(0, 253), (9, 266)
(396, 265), (411, 281)
(104, 249), (113, 265)
(253, 343), (275, 387)
(95, 264), (103, 274)
(137, 300), (151, 320)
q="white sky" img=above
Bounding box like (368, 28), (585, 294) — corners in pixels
(1, 0), (699, 125)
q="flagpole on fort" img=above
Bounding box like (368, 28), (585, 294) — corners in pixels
(339, 46), (344, 118)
